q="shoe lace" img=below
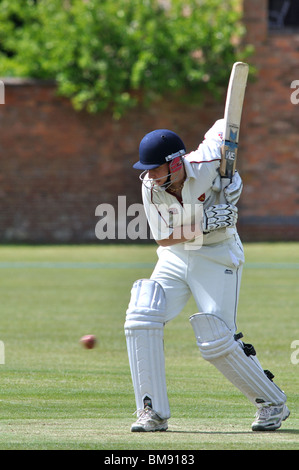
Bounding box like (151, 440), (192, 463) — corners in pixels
(255, 405), (272, 420)
(133, 406), (153, 423)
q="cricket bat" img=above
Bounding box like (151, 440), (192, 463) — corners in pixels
(219, 62), (249, 202)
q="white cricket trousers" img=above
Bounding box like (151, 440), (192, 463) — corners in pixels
(150, 234), (245, 331)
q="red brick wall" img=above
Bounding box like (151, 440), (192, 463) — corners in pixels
(0, 0), (298, 243)
(240, 0), (299, 240)
(0, 80), (222, 242)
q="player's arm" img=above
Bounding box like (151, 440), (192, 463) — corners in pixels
(156, 223), (202, 247)
(156, 204), (238, 247)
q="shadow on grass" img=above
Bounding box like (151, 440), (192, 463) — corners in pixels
(167, 428), (299, 435)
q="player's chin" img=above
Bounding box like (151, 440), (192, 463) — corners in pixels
(154, 178), (168, 187)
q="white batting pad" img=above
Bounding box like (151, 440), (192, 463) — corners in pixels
(190, 313), (286, 406)
(124, 279), (170, 419)
(125, 328), (170, 419)
(125, 279), (166, 328)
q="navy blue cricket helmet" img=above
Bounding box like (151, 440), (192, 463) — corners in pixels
(133, 129), (186, 170)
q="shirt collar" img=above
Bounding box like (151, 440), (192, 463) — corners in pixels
(183, 158), (196, 181)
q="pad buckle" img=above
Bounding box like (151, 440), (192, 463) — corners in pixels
(234, 332), (256, 356)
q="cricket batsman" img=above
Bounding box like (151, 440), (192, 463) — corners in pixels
(124, 121), (289, 432)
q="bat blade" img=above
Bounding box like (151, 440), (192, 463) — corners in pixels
(220, 62), (249, 182)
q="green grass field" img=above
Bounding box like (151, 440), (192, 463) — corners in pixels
(0, 242), (298, 450)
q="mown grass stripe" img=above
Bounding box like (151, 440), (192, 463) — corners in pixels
(0, 262), (299, 269)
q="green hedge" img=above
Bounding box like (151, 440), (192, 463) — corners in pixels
(0, 0), (251, 118)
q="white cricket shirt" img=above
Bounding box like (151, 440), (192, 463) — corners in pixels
(141, 119), (237, 248)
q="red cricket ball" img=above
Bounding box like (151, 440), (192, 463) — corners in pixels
(80, 334), (97, 349)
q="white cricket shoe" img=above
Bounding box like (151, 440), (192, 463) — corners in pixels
(252, 403), (290, 431)
(131, 406), (168, 432)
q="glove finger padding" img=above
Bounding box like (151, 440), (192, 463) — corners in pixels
(203, 204), (238, 233)
(224, 171), (243, 205)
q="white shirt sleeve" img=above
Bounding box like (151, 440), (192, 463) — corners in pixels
(203, 119), (224, 143)
(185, 119), (223, 188)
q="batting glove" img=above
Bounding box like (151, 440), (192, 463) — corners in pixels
(212, 171), (243, 205)
(224, 171), (243, 205)
(203, 204), (238, 233)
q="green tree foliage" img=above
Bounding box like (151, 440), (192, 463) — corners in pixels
(0, 0), (250, 118)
